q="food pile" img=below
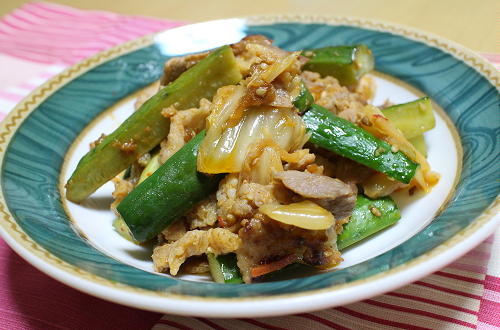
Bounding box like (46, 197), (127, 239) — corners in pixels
(66, 36), (439, 283)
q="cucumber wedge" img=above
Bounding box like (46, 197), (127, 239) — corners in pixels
(112, 217), (136, 243)
(66, 46), (241, 203)
(337, 194), (401, 250)
(117, 131), (222, 242)
(302, 45), (374, 86)
(207, 253), (243, 284)
(293, 81), (314, 113)
(382, 97), (435, 140)
(303, 104), (419, 184)
(138, 154), (161, 184)
(408, 135), (427, 157)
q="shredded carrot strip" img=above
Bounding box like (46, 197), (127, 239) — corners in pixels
(251, 254), (298, 278)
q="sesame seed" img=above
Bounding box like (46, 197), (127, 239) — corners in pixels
(256, 87), (267, 96)
(370, 207), (382, 217)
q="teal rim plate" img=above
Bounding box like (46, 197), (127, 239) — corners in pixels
(0, 16), (498, 317)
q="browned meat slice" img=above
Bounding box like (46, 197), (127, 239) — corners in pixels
(301, 71), (373, 124)
(160, 35), (274, 86)
(236, 214), (341, 283)
(230, 35), (273, 56)
(185, 194), (218, 229)
(180, 256), (210, 274)
(315, 184), (357, 222)
(274, 170), (352, 200)
(313, 151), (374, 184)
(158, 219), (187, 243)
(274, 170), (356, 221)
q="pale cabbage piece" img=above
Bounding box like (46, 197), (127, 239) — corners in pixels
(198, 103), (307, 174)
(239, 143), (284, 185)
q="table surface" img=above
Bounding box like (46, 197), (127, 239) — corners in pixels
(1, 0), (498, 53)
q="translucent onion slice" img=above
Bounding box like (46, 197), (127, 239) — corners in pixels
(259, 200), (335, 230)
(359, 105), (439, 192)
(362, 172), (404, 199)
(247, 52), (299, 87)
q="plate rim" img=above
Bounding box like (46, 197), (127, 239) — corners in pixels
(0, 14), (499, 317)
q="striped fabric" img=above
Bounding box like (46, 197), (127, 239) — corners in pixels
(0, 1), (183, 65)
(0, 2), (498, 329)
(0, 64), (64, 121)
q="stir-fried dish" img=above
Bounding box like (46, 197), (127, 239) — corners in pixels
(66, 35), (440, 284)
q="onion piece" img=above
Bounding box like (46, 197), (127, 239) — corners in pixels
(359, 105), (440, 192)
(247, 52), (299, 87)
(259, 200), (335, 230)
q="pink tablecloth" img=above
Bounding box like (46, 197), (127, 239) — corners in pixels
(0, 2), (499, 329)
